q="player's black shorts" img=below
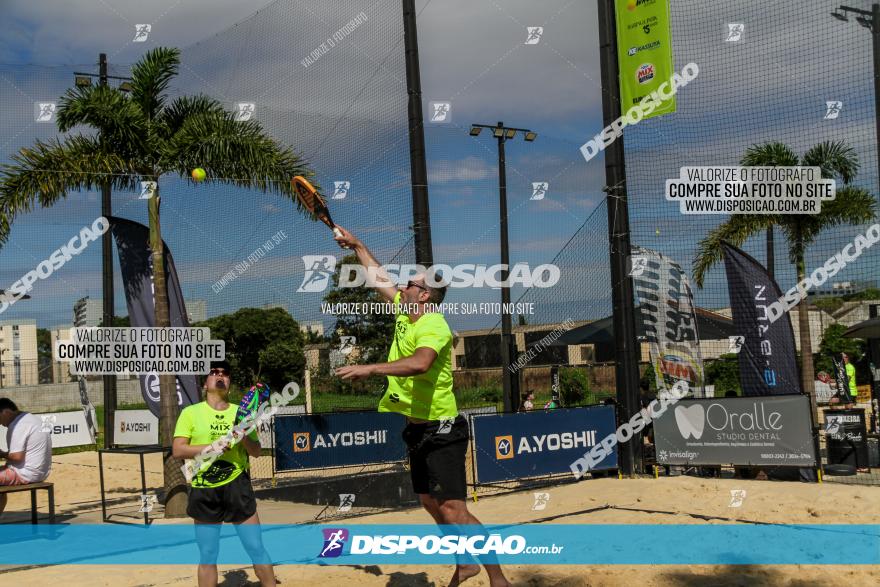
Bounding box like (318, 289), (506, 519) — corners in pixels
(402, 414), (468, 501)
(187, 471), (257, 523)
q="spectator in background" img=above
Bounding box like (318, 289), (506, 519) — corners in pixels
(0, 398), (52, 516)
(520, 392), (535, 412)
(843, 353), (858, 403)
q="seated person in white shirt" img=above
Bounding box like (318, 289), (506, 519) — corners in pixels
(0, 398), (52, 516)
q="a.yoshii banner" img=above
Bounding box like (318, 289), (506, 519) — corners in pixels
(615, 0), (675, 120)
(632, 246), (705, 397)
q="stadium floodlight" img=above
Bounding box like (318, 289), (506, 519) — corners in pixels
(118, 81), (133, 93)
(857, 16), (873, 29)
(524, 131), (537, 142)
(831, 10), (848, 22)
(505, 128), (517, 139)
(492, 126), (504, 138)
(75, 75), (92, 87)
(469, 126), (482, 136)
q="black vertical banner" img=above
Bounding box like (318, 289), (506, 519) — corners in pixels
(721, 242), (800, 396)
(109, 217), (200, 417)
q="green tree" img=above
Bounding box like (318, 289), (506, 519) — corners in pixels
(37, 328), (52, 384)
(0, 47), (313, 516)
(98, 315), (131, 327)
(195, 307), (305, 393)
(815, 322), (865, 378)
(323, 253), (396, 364)
(693, 141), (876, 420)
(559, 367), (589, 406)
(704, 354), (741, 396)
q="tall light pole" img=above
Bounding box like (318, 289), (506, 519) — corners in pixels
(469, 122), (537, 412)
(73, 54), (132, 448)
(831, 5), (880, 195)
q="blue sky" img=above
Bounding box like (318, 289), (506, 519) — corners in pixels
(1, 0), (879, 335)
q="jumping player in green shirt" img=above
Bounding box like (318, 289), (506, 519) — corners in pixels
(172, 360), (275, 587)
(333, 226), (510, 587)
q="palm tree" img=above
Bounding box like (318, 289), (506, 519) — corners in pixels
(693, 141), (875, 421)
(0, 47), (313, 515)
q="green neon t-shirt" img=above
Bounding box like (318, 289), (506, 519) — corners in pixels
(173, 401), (257, 488)
(846, 363), (858, 396)
(378, 292), (458, 420)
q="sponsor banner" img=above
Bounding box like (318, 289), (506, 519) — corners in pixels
(654, 395), (816, 466)
(472, 407), (617, 483)
(721, 243), (800, 395)
(109, 216), (200, 417)
(632, 246), (705, 397)
(825, 409), (869, 468)
(274, 411), (406, 471)
(114, 410), (159, 445)
(615, 0), (675, 120)
(257, 405), (306, 449)
(0, 524), (878, 565)
(0, 411), (93, 450)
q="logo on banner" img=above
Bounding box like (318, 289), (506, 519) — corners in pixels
(495, 435), (514, 460)
(674, 404), (705, 439)
(656, 353), (700, 386)
(636, 63), (655, 84)
(319, 528), (349, 558)
(293, 432), (311, 452)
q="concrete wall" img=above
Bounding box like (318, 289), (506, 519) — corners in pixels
(0, 379), (144, 413)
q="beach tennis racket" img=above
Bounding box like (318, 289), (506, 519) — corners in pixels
(183, 383), (271, 483)
(292, 176), (343, 237)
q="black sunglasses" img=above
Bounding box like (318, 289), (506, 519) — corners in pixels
(209, 368), (230, 376)
(406, 280), (429, 291)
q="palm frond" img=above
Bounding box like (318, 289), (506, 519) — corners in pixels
(692, 214), (778, 287)
(0, 136), (137, 245)
(740, 142), (798, 167)
(130, 47), (180, 120)
(154, 95), (226, 140)
(162, 112), (313, 208)
(56, 84), (147, 158)
(801, 141), (859, 184)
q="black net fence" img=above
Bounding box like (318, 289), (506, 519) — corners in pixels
(0, 0), (419, 513)
(457, 0), (880, 487)
(3, 0), (880, 515)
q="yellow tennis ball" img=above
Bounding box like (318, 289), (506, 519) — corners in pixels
(191, 168), (206, 182)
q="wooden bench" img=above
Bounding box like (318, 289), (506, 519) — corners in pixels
(0, 482), (55, 523)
